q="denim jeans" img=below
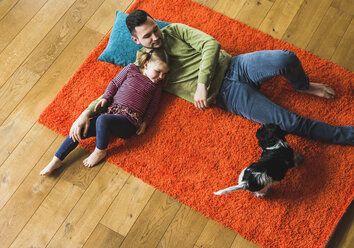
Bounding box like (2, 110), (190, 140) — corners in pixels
(55, 114), (137, 160)
(216, 50), (353, 145)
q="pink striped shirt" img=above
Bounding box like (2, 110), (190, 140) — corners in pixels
(102, 63), (162, 127)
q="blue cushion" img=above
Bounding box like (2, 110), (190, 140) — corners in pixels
(98, 11), (170, 66)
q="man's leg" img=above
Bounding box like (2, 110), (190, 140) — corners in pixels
(216, 51), (353, 144)
(228, 50), (334, 98)
(83, 114), (137, 167)
(216, 80), (353, 145)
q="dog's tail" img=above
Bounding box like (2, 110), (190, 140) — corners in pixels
(214, 184), (246, 195)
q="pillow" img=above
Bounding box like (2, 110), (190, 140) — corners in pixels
(98, 11), (171, 66)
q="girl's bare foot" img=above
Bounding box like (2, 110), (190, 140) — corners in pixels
(40, 156), (62, 176)
(83, 148), (106, 168)
(298, 82), (335, 99)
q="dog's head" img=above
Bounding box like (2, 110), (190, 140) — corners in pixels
(256, 124), (287, 150)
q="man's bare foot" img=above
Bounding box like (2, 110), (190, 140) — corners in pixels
(40, 156), (62, 176)
(298, 82), (335, 99)
(83, 148), (106, 168)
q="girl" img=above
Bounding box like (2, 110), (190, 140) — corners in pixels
(40, 48), (169, 175)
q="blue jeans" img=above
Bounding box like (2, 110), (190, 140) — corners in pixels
(55, 114), (137, 160)
(216, 50), (353, 145)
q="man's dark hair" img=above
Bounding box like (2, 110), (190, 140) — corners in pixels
(126, 10), (153, 35)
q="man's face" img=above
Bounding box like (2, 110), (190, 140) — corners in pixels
(131, 17), (162, 49)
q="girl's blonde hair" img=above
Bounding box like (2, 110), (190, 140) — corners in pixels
(137, 48), (169, 70)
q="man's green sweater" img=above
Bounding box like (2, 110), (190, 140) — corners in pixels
(88, 23), (231, 112)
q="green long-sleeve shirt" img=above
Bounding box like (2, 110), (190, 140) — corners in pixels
(88, 23), (231, 113)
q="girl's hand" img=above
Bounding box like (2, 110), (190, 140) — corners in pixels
(94, 98), (108, 112)
(136, 122), (147, 135)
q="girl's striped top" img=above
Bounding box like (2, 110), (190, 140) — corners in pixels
(102, 63), (162, 127)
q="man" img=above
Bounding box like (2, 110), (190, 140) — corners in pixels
(70, 10), (353, 145)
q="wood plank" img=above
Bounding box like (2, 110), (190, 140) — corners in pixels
(47, 163), (130, 248)
(194, 219), (236, 248)
(83, 224), (124, 248)
(0, 26), (104, 166)
(331, 18), (354, 71)
(0, 0), (48, 53)
(231, 235), (262, 248)
(60, 150), (107, 191)
(0, 0), (106, 124)
(0, 0), (76, 88)
(25, 0), (106, 73)
(0, 66), (42, 123)
(9, 178), (84, 248)
(0, 135), (63, 248)
(157, 205), (209, 248)
(234, 0), (274, 29)
(331, 0), (354, 15)
(282, 0), (333, 49)
(4, 136), (103, 248)
(119, 190), (181, 248)
(193, 0), (219, 9)
(306, 6), (351, 60)
(85, 0), (135, 35)
(259, 0), (304, 39)
(0, 0), (20, 21)
(327, 202), (354, 248)
(213, 0), (247, 19)
(23, 0), (105, 75)
(100, 175), (155, 236)
(0, 1), (352, 248)
(0, 123), (57, 210)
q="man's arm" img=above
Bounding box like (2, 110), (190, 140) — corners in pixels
(194, 83), (208, 111)
(69, 109), (92, 142)
(171, 24), (220, 86)
(171, 24), (221, 110)
(87, 95), (104, 115)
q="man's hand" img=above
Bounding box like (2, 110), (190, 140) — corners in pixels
(136, 122), (147, 135)
(94, 98), (108, 112)
(194, 83), (208, 111)
(69, 109), (91, 142)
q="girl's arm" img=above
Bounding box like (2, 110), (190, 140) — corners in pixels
(143, 84), (163, 126)
(102, 64), (132, 101)
(87, 64), (133, 116)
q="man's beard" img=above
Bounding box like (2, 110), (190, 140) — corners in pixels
(143, 39), (162, 50)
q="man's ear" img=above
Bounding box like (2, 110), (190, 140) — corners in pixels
(131, 36), (140, 45)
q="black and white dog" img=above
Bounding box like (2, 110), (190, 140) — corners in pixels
(214, 124), (304, 197)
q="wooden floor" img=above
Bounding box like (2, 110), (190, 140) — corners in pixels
(0, 0), (353, 247)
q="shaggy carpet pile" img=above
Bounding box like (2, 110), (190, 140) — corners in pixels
(38, 0), (353, 247)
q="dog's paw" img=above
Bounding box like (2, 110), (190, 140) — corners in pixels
(294, 153), (304, 166)
(254, 188), (272, 198)
(254, 192), (265, 198)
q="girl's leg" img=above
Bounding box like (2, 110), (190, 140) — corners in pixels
(40, 117), (98, 175)
(83, 114), (137, 167)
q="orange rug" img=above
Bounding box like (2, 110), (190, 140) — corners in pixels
(38, 0), (353, 247)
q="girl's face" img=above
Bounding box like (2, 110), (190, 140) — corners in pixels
(144, 60), (169, 83)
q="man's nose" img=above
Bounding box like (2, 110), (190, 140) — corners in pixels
(152, 33), (158, 40)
